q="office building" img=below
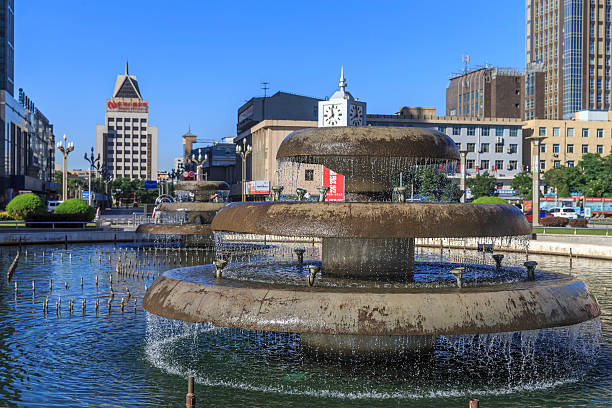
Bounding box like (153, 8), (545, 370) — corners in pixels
(368, 108), (525, 188)
(96, 62), (158, 180)
(0, 0), (13, 96)
(446, 66), (524, 119)
(524, 110), (612, 171)
(525, 0), (612, 120)
(188, 143), (237, 184)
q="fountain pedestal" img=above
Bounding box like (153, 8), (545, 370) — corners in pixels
(322, 237), (415, 279)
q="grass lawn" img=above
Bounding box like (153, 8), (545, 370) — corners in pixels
(533, 227), (611, 235)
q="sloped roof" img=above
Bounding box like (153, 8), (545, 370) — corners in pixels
(113, 75), (142, 99)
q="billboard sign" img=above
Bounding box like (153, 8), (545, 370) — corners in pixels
(106, 98), (148, 113)
(247, 180), (270, 195)
(322, 166), (345, 202)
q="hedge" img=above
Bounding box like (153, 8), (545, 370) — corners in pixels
(54, 198), (95, 221)
(568, 218), (588, 228)
(5, 193), (46, 220)
(540, 216), (569, 227)
(472, 196), (508, 204)
(25, 212), (93, 228)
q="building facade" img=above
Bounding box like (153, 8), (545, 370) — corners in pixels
(96, 63), (158, 181)
(368, 109), (525, 188)
(446, 67), (524, 119)
(188, 143), (236, 184)
(526, 0), (612, 120)
(524, 110), (612, 171)
(0, 0), (13, 97)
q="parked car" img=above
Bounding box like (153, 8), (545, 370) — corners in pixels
(47, 200), (63, 212)
(524, 209), (549, 222)
(547, 207), (579, 219)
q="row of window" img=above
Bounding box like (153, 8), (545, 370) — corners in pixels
(441, 126), (519, 137)
(540, 160), (574, 170)
(108, 118), (147, 122)
(107, 166), (148, 171)
(108, 126), (148, 131)
(457, 142), (519, 154)
(539, 127), (612, 137)
(107, 150), (148, 155)
(541, 143), (607, 154)
(107, 141), (146, 146)
(465, 159), (518, 171)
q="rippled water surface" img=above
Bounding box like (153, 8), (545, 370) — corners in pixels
(0, 242), (610, 407)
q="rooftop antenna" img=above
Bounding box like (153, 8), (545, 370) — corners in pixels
(462, 54), (470, 74)
(261, 82), (269, 98)
(126, 59), (129, 75)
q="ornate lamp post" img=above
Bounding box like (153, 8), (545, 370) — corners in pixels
(191, 150), (208, 182)
(84, 147), (100, 206)
(236, 139), (252, 202)
(56, 134), (74, 201)
(528, 135), (546, 227)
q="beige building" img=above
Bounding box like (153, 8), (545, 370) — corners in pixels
(249, 119), (321, 195)
(523, 110), (612, 171)
(96, 63), (158, 180)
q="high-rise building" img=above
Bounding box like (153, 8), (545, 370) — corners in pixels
(0, 0), (14, 96)
(446, 67), (524, 119)
(526, 0), (612, 120)
(96, 62), (158, 180)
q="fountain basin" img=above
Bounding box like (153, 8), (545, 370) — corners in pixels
(175, 181), (230, 202)
(143, 265), (600, 336)
(158, 202), (225, 224)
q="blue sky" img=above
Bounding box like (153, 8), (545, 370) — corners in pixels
(17, 1), (525, 171)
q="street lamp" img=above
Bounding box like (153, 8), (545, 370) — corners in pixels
(236, 139), (252, 202)
(191, 150), (208, 182)
(56, 134), (74, 201)
(459, 148), (468, 203)
(100, 165), (112, 207)
(528, 135), (546, 227)
(84, 147), (100, 206)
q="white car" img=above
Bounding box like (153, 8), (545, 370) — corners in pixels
(547, 207), (578, 219)
(47, 200), (63, 212)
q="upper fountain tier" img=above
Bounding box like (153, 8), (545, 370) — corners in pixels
(276, 126), (459, 198)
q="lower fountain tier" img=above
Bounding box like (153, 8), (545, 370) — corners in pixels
(142, 265), (600, 336)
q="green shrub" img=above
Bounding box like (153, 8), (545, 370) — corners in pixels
(568, 218), (588, 228)
(540, 216), (569, 227)
(5, 193), (46, 220)
(54, 198), (95, 221)
(472, 196), (508, 204)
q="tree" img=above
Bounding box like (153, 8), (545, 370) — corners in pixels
(510, 171), (532, 196)
(466, 171), (497, 200)
(395, 166), (461, 202)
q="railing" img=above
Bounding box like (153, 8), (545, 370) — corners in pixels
(102, 213), (187, 227)
(0, 221), (94, 229)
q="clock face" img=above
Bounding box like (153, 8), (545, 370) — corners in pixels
(323, 104), (343, 126)
(349, 104), (363, 126)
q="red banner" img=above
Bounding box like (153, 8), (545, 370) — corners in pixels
(323, 167), (345, 202)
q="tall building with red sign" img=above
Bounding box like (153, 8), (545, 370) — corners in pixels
(96, 61), (158, 180)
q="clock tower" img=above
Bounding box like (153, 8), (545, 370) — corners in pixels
(318, 68), (367, 127)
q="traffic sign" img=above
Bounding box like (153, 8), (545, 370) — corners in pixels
(188, 171), (195, 178)
(144, 180), (158, 189)
(82, 191), (89, 200)
(183, 171), (189, 178)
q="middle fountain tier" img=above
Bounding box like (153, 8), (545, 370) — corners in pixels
(143, 126), (600, 355)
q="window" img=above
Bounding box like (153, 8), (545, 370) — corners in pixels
(509, 144), (518, 154)
(496, 127), (504, 137)
(455, 143), (461, 150)
(567, 128), (574, 137)
(480, 160), (489, 170)
(508, 160), (518, 170)
(567, 160), (575, 167)
(305, 169), (314, 181)
(437, 126), (446, 133)
(540, 160), (546, 170)
(467, 143), (475, 152)
(554, 160), (561, 168)
(582, 144), (589, 153)
(452, 126), (460, 135)
(583, 128), (589, 137)
(495, 143), (504, 153)
(552, 127), (560, 136)
(509, 128), (518, 137)
(540, 144), (546, 153)
(539, 127), (546, 137)
(597, 145), (604, 154)
(480, 143), (489, 153)
(481, 126), (490, 136)
(597, 128), (604, 138)
(466, 159), (475, 169)
(553, 144), (560, 153)
(567, 144), (574, 153)
(494, 160), (504, 170)
(467, 126), (475, 136)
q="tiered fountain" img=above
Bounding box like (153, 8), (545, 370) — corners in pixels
(143, 126), (600, 354)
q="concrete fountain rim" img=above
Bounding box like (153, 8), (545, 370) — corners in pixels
(210, 202), (532, 239)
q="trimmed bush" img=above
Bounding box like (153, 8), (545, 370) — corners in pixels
(568, 218), (588, 228)
(473, 196), (508, 204)
(5, 193), (46, 220)
(540, 216), (569, 227)
(0, 211), (14, 221)
(54, 198), (95, 221)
